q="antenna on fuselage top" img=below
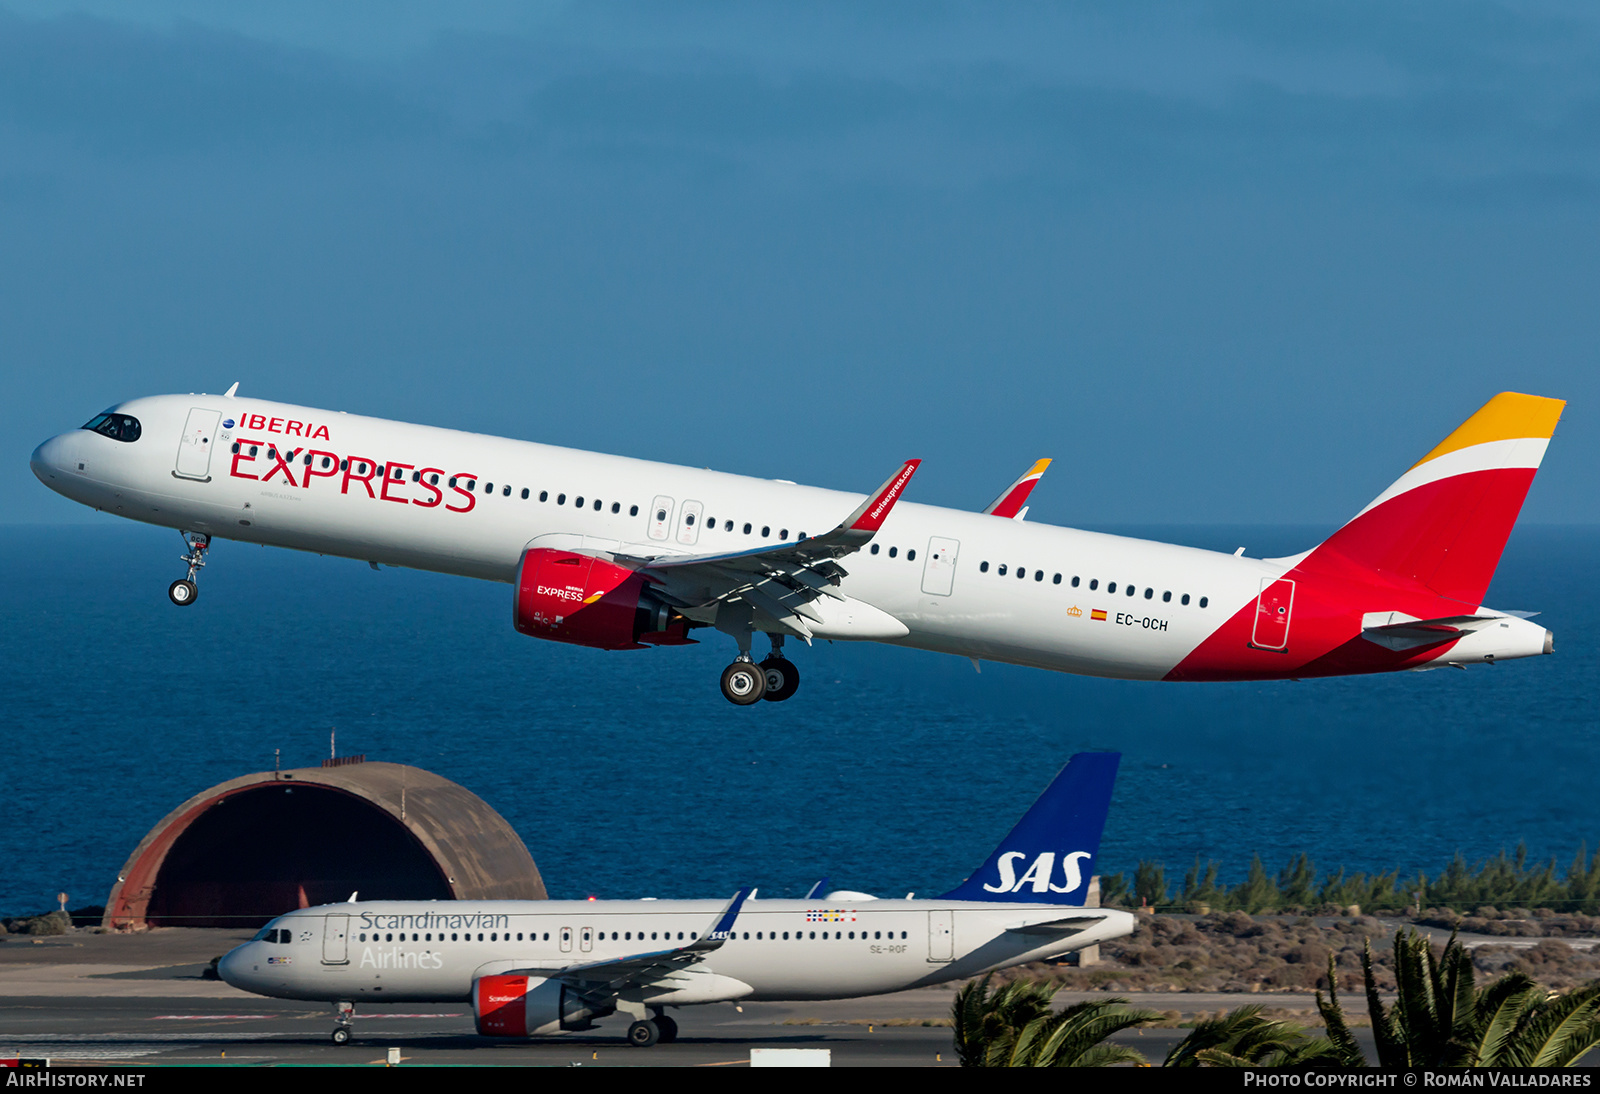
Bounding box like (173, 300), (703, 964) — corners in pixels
(224, 382), (239, 398)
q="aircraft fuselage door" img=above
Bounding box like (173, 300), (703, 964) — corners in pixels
(322, 913), (350, 965)
(560, 926), (573, 953)
(921, 537), (960, 596)
(927, 909), (954, 962)
(1251, 578), (1295, 651)
(677, 500), (704, 546)
(647, 496), (675, 542)
(174, 408), (222, 481)
(580, 926), (593, 953)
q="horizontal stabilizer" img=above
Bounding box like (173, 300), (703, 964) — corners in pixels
(1006, 911), (1111, 935)
(1360, 612), (1501, 651)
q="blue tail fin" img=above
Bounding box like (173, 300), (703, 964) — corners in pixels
(940, 752), (1120, 905)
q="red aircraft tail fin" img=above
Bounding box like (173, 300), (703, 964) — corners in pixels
(1305, 392), (1564, 606)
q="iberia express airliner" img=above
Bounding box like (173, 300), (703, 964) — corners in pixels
(30, 390), (1562, 703)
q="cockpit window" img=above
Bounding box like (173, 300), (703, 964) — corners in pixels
(81, 414), (142, 443)
(251, 926), (274, 942)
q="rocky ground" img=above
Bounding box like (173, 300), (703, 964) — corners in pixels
(1004, 908), (1600, 997)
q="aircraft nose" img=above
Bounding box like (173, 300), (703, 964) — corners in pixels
(217, 945), (253, 989)
(29, 434), (67, 483)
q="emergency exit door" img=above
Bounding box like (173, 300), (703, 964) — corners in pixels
(921, 538), (960, 596)
(1250, 578), (1295, 651)
(174, 408), (221, 481)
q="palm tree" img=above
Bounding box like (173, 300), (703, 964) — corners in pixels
(952, 975), (1160, 1067)
(1316, 928), (1600, 1067)
(1164, 1005), (1347, 1068)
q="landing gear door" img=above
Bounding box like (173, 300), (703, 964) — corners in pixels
(174, 408), (222, 482)
(1251, 577), (1295, 651)
(677, 500), (704, 546)
(322, 913), (350, 965)
(647, 496), (675, 542)
(927, 909), (954, 963)
(921, 537), (960, 596)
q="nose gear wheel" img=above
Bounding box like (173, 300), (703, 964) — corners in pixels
(170, 530), (211, 607)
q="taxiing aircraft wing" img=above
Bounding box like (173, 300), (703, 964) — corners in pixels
(612, 460), (921, 641)
(509, 889), (752, 993)
(982, 458), (1051, 520)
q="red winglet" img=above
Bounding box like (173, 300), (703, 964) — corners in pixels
(848, 459), (921, 532)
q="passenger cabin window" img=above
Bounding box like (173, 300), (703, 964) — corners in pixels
(979, 560), (988, 572)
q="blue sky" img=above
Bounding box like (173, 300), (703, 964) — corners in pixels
(6, 1), (1597, 527)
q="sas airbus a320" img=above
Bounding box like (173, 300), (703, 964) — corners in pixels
(31, 388), (1562, 704)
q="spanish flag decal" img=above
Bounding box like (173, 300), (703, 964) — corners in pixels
(1090, 609), (1107, 621)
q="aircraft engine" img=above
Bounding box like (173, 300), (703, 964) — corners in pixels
(513, 548), (694, 650)
(473, 974), (616, 1037)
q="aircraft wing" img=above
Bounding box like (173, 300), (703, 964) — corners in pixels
(508, 889), (752, 993)
(983, 458), (1051, 520)
(612, 460), (921, 641)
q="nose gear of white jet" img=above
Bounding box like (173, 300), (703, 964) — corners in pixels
(168, 531), (211, 606)
(331, 1000), (354, 1045)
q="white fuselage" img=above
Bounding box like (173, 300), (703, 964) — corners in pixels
(32, 393), (1272, 679)
(219, 897), (1136, 1005)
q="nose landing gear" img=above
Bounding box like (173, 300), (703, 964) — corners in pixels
(168, 531), (210, 606)
(330, 1001), (354, 1045)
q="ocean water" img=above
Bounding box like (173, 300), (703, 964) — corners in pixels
(2, 522), (1594, 914)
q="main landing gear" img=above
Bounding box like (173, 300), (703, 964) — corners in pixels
(168, 531), (211, 607)
(625, 1008), (678, 1047)
(718, 632), (801, 705)
(330, 1001), (354, 1045)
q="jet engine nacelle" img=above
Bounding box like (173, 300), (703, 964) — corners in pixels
(473, 974), (616, 1037)
(513, 548), (693, 651)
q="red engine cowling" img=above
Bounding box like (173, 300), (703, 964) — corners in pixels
(513, 548), (694, 650)
(473, 974), (614, 1037)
